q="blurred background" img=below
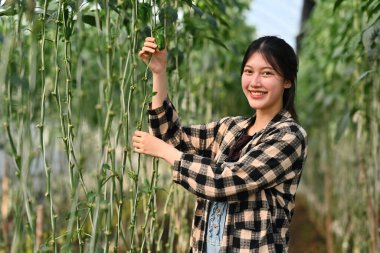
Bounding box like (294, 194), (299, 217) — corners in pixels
(0, 0), (379, 252)
(247, 0), (302, 49)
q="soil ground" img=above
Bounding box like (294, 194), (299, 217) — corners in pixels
(289, 194), (327, 253)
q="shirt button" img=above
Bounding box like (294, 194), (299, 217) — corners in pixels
(216, 208), (220, 214)
(213, 224), (218, 229)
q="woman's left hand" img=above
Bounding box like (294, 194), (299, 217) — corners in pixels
(132, 131), (182, 165)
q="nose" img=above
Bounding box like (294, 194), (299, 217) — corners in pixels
(249, 74), (261, 87)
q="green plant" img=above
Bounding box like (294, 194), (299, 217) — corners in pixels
(298, 0), (380, 252)
(0, 0), (254, 252)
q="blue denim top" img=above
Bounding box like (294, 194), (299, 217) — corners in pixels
(206, 201), (228, 253)
(205, 131), (252, 252)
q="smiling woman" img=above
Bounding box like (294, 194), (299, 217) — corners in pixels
(240, 36), (299, 123)
(1, 1), (305, 252)
(241, 53), (291, 124)
(133, 35), (307, 252)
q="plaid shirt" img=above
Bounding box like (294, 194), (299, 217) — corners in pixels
(148, 99), (307, 253)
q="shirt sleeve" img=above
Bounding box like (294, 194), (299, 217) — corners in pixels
(148, 98), (228, 157)
(172, 127), (307, 202)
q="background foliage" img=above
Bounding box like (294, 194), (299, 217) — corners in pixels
(298, 0), (380, 252)
(0, 0), (254, 252)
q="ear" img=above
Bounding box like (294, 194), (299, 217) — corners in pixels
(283, 80), (292, 89)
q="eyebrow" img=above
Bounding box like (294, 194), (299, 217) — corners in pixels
(244, 65), (275, 70)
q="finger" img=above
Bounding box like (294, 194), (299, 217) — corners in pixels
(138, 51), (149, 62)
(141, 46), (157, 54)
(132, 142), (141, 149)
(133, 131), (147, 139)
(132, 139), (143, 149)
(131, 136), (140, 144)
(134, 146), (142, 153)
(134, 130), (146, 136)
(143, 41), (158, 49)
(138, 47), (155, 58)
(133, 144), (145, 153)
(145, 37), (155, 42)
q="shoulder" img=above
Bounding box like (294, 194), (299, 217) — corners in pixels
(266, 112), (307, 144)
(218, 115), (250, 131)
(204, 116), (249, 137)
(212, 115), (248, 127)
(224, 116), (249, 125)
(277, 119), (307, 140)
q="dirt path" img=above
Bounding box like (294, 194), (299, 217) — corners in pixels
(289, 194), (326, 253)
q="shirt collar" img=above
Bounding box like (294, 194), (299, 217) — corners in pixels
(237, 109), (292, 134)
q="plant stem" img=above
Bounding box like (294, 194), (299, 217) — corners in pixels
(139, 158), (159, 252)
(40, 0), (57, 251)
(128, 0), (140, 251)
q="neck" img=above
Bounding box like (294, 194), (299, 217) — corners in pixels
(247, 107), (282, 136)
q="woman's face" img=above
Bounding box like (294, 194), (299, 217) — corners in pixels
(241, 52), (290, 115)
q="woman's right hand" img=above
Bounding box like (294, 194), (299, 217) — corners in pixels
(138, 37), (167, 74)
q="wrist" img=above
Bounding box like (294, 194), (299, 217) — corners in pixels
(152, 70), (166, 78)
(161, 144), (182, 166)
(152, 71), (168, 108)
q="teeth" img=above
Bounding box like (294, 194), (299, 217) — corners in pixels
(251, 91), (266, 95)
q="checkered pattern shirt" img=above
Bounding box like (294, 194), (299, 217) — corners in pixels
(148, 99), (308, 253)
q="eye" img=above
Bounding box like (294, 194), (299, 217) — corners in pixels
(262, 71), (273, 77)
(243, 68), (253, 74)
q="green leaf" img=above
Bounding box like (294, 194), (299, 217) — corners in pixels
(218, 15), (230, 28)
(127, 170), (138, 182)
(108, 2), (120, 14)
(354, 70), (375, 85)
(138, 2), (151, 24)
(182, 0), (193, 7)
(333, 0), (345, 13)
(0, 7), (16, 16)
(205, 36), (229, 51)
(153, 26), (165, 50)
(150, 91), (158, 98)
(215, 0), (226, 13)
(206, 15), (217, 29)
(159, 6), (178, 24)
(86, 191), (96, 202)
(102, 163), (111, 171)
(192, 4), (204, 16)
(63, 7), (74, 39)
(140, 179), (151, 193)
(367, 9), (380, 27)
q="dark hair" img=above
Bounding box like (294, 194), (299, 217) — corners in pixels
(240, 36), (299, 121)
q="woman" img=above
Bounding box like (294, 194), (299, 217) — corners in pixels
(132, 36), (307, 253)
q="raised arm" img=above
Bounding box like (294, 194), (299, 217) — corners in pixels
(139, 37), (228, 155)
(135, 37), (225, 163)
(138, 37), (168, 109)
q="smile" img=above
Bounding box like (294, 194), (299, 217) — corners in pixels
(250, 91), (267, 95)
(249, 91), (268, 98)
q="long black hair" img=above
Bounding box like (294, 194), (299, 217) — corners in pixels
(241, 36), (299, 121)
